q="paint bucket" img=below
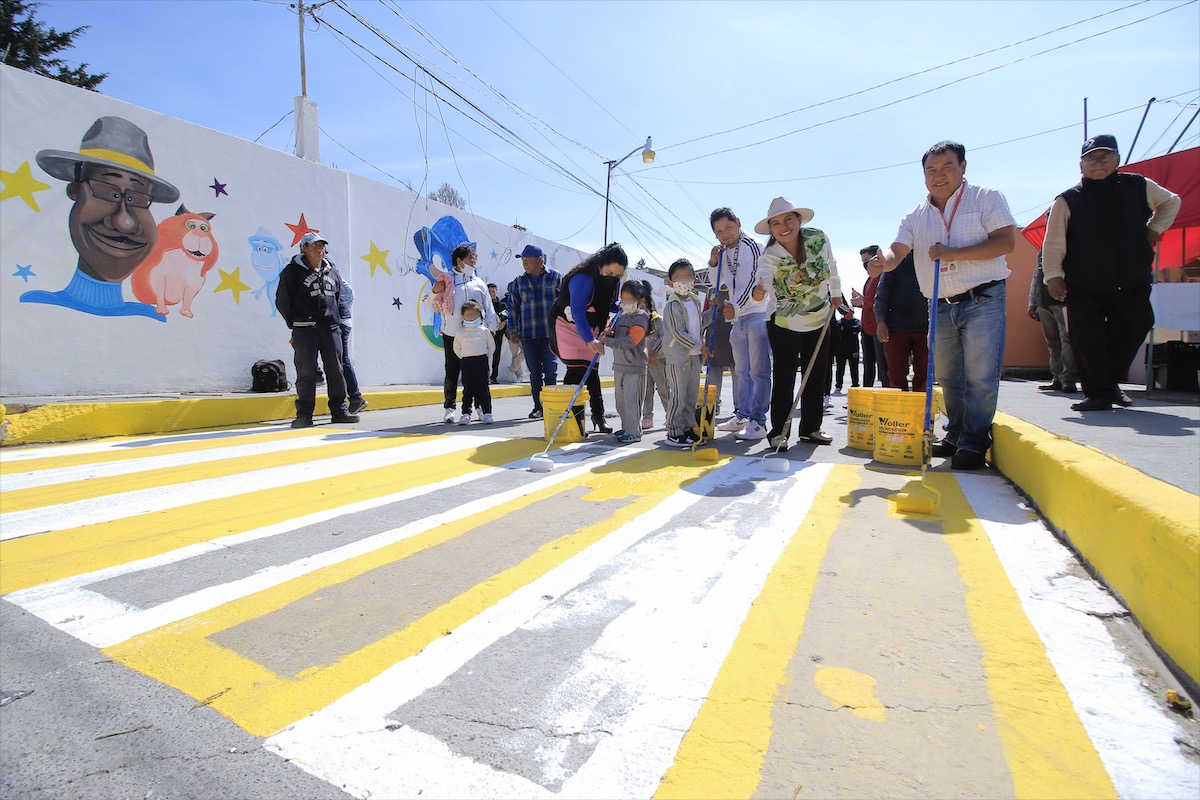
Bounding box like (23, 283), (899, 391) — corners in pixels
(540, 385), (589, 443)
(695, 384), (719, 440)
(872, 390), (925, 467)
(847, 387), (900, 451)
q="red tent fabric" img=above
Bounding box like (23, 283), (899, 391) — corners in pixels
(1020, 146), (1199, 270)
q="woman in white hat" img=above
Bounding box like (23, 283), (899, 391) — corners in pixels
(756, 197), (843, 447)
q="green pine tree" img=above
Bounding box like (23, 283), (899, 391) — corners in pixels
(1, 0), (106, 91)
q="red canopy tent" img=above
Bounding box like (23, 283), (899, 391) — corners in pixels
(1021, 146), (1199, 277)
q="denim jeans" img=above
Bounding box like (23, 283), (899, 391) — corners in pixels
(292, 325), (347, 418)
(729, 312), (771, 424)
(522, 337), (558, 408)
(338, 323), (362, 404)
(934, 281), (1006, 454)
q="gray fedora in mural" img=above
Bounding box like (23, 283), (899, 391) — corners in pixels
(36, 116), (180, 203)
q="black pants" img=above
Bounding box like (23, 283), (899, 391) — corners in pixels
(767, 319), (831, 438)
(461, 355), (492, 414)
(490, 330), (505, 380)
(835, 353), (860, 388)
(292, 325), (347, 418)
(1067, 286), (1153, 398)
(442, 333), (461, 409)
(861, 332), (877, 386)
(563, 362), (605, 421)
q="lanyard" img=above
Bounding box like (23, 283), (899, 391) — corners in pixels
(937, 182), (966, 237)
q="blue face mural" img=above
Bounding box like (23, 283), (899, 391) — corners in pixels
(412, 215), (475, 347)
(248, 227), (285, 316)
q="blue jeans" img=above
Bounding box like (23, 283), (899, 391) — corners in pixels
(338, 323), (362, 404)
(729, 312), (771, 424)
(522, 337), (558, 408)
(934, 281), (1006, 454)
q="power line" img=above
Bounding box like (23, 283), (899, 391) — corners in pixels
(644, 0), (1196, 169)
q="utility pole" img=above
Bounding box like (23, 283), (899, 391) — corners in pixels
(294, 0), (319, 161)
(298, 0), (307, 98)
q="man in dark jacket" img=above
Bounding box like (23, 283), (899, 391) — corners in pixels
(275, 232), (359, 427)
(833, 308), (861, 391)
(874, 252), (929, 392)
(1042, 134), (1181, 411)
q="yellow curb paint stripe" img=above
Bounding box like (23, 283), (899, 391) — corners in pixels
(655, 464), (860, 800)
(0, 427), (323, 475)
(0, 438), (546, 594)
(104, 451), (728, 737)
(0, 432), (439, 512)
(936, 473), (1116, 800)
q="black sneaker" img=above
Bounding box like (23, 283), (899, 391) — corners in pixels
(291, 417), (314, 428)
(951, 449), (986, 470)
(330, 411), (360, 424)
(349, 397), (369, 414)
(931, 439), (957, 457)
(528, 407), (544, 420)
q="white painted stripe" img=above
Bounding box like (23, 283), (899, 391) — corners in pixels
(8, 446), (641, 648)
(957, 474), (1200, 800)
(268, 459), (833, 800)
(0, 433), (504, 541)
(1, 429), (407, 491)
(0, 424), (289, 462)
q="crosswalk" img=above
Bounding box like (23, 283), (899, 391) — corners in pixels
(1, 424), (1196, 799)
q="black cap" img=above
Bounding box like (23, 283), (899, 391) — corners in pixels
(1081, 134), (1118, 157)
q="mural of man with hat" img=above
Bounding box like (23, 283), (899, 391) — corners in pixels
(1041, 134), (1181, 412)
(505, 243), (562, 419)
(21, 116), (179, 320)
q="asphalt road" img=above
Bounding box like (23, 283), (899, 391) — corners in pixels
(2, 390), (1198, 799)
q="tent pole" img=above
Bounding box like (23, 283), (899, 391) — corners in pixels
(1125, 97), (1155, 165)
(1167, 108), (1199, 154)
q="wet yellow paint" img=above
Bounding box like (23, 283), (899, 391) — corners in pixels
(813, 665), (886, 722)
(103, 450), (725, 737)
(656, 465), (860, 800)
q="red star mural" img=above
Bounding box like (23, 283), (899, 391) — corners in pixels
(285, 213), (319, 247)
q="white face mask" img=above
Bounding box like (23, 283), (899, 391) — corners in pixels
(673, 280), (694, 296)
(620, 300), (639, 315)
(458, 265), (475, 278)
(463, 317), (483, 328)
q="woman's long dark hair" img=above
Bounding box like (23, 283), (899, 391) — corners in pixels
(554, 243), (629, 328)
(561, 242), (628, 285)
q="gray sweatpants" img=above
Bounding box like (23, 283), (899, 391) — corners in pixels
(665, 355), (702, 438)
(614, 371), (646, 439)
(643, 357), (669, 417)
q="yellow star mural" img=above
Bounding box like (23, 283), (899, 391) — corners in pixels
(360, 240), (391, 277)
(213, 266), (253, 304)
(1, 161), (52, 212)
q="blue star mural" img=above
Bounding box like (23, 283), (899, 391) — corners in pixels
(12, 264), (35, 282)
(210, 178), (228, 197)
(392, 297), (403, 309)
(490, 250), (498, 260)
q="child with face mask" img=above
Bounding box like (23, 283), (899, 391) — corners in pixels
(602, 280), (654, 444)
(453, 300), (496, 424)
(661, 259), (706, 447)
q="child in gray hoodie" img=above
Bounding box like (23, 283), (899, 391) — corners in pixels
(661, 259), (706, 447)
(603, 280), (653, 444)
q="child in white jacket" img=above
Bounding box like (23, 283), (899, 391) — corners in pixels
(453, 301), (496, 424)
(661, 259), (705, 447)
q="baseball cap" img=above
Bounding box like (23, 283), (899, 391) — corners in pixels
(1081, 134), (1118, 157)
(516, 244), (544, 259)
(299, 232), (329, 248)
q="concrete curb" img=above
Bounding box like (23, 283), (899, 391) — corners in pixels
(991, 411), (1200, 687)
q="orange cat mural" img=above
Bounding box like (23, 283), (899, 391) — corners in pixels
(131, 205), (219, 318)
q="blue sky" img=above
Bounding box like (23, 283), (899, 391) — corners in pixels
(32, 0), (1200, 296)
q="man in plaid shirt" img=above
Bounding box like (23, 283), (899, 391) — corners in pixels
(507, 244), (563, 419)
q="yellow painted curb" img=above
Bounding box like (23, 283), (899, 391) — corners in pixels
(991, 411), (1200, 684)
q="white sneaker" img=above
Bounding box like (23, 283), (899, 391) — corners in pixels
(717, 415), (748, 432)
(735, 421), (767, 440)
(443, 408), (456, 423)
(458, 413), (471, 425)
(473, 407), (483, 422)
(768, 434), (790, 450)
(823, 395), (833, 409)
(482, 413), (494, 424)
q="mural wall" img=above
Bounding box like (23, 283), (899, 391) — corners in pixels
(0, 65), (599, 396)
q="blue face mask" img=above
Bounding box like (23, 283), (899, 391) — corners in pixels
(463, 318), (483, 328)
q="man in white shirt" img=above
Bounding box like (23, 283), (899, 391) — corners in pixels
(868, 141), (1016, 470)
(708, 208), (771, 441)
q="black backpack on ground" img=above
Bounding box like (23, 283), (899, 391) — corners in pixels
(251, 359), (290, 392)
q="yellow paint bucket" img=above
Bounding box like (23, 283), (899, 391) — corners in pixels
(847, 387), (900, 451)
(872, 390), (925, 467)
(540, 385), (589, 443)
(694, 384), (719, 439)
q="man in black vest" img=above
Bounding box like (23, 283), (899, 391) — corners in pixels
(1042, 135), (1180, 412)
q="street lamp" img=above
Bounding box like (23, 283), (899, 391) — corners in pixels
(603, 136), (655, 243)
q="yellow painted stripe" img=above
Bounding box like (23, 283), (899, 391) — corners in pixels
(0, 426), (322, 476)
(0, 437), (545, 593)
(937, 474), (1116, 800)
(656, 464), (859, 799)
(104, 450), (731, 737)
(0, 432), (439, 512)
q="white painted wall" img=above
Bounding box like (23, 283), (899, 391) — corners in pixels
(0, 66), (648, 397)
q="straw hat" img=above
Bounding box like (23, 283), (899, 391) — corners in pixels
(754, 196), (814, 235)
